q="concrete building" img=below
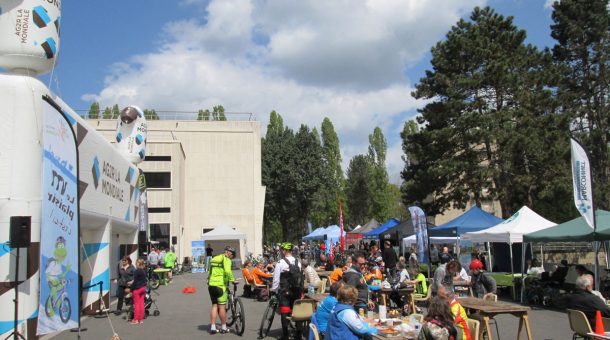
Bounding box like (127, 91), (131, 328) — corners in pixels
(88, 118), (266, 262)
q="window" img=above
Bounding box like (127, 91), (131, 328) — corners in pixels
(145, 156), (171, 162)
(144, 172), (171, 188)
(149, 207), (171, 213)
(150, 223), (170, 249)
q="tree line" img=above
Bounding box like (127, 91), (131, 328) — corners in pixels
(86, 103), (228, 121)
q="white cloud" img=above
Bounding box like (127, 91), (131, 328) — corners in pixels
(84, 0), (486, 177)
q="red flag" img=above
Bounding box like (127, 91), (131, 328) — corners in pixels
(339, 198), (345, 252)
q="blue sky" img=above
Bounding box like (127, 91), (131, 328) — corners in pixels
(33, 0), (557, 180)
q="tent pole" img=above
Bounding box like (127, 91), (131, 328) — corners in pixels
(487, 242), (493, 273)
(520, 242), (526, 303)
(509, 242), (515, 300)
(595, 241), (601, 290)
(604, 241), (610, 270)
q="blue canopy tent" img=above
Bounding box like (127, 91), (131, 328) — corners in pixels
(428, 206), (503, 237)
(362, 218), (400, 240)
(302, 227), (326, 240)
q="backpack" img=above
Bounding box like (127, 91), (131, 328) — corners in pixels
(280, 258), (303, 290)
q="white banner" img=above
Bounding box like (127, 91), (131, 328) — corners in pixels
(571, 138), (595, 230)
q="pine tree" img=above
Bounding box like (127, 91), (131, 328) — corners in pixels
(346, 154), (372, 225)
(368, 127), (392, 222)
(111, 104), (120, 119)
(88, 102), (100, 119)
(102, 107), (112, 119)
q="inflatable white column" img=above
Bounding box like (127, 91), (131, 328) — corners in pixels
(0, 1), (60, 336)
(80, 221), (111, 314)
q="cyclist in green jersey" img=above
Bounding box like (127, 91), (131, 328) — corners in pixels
(208, 246), (236, 334)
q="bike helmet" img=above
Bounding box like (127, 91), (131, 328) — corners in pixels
(469, 259), (484, 270)
(224, 246), (236, 256)
(280, 242), (293, 251)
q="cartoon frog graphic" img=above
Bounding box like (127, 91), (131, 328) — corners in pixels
(45, 236), (71, 317)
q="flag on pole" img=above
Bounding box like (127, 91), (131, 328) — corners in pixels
(409, 206), (429, 263)
(339, 198), (345, 252)
(571, 138), (595, 230)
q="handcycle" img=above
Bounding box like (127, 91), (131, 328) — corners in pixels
(227, 279), (246, 336)
(147, 266), (161, 290)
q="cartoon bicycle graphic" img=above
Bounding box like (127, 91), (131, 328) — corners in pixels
(44, 236), (72, 323)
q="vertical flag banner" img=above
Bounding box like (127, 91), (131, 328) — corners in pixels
(570, 138), (595, 230)
(409, 206), (429, 264)
(339, 199), (345, 252)
(137, 171), (148, 235)
(38, 98), (79, 334)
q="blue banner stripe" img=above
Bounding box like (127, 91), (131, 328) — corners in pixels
(83, 269), (110, 292)
(0, 310), (37, 335)
(81, 243), (109, 260)
(43, 150), (77, 183)
(0, 243), (10, 258)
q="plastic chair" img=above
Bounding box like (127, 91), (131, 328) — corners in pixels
(413, 279), (433, 307)
(567, 309), (593, 340)
(291, 299), (316, 322)
(482, 293), (500, 340)
(317, 278), (327, 294)
(467, 319), (480, 340)
(603, 317), (610, 332)
(309, 322), (320, 340)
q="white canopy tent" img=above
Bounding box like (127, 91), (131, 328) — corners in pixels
(461, 206), (556, 301)
(201, 225), (247, 263)
(461, 206), (556, 243)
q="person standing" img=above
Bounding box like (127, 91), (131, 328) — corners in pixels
(272, 243), (303, 340)
(432, 260), (462, 295)
(408, 245), (420, 275)
(159, 248), (166, 269)
(164, 248), (177, 282)
(147, 247), (159, 270)
(430, 245), (440, 267)
(382, 240), (398, 277)
(130, 259), (147, 325)
(208, 246), (236, 334)
(469, 260), (496, 298)
(439, 246), (452, 264)
(114, 256), (135, 315)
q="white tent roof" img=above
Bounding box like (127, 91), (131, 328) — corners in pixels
(201, 225), (246, 241)
(402, 235), (459, 247)
(461, 206), (556, 244)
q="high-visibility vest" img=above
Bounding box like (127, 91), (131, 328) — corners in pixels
(450, 300), (471, 340)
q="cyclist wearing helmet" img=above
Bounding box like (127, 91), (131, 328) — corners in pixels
(469, 259), (496, 298)
(207, 246), (236, 334)
(272, 242), (303, 340)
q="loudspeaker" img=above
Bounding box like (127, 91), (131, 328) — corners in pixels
(172, 236), (177, 245)
(9, 216), (31, 248)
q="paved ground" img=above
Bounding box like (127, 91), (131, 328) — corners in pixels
(46, 270), (574, 340)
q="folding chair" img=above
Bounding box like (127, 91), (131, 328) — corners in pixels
(567, 309), (593, 340)
(467, 319), (480, 340)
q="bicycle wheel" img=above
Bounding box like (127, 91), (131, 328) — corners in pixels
(227, 295), (235, 326)
(258, 299), (277, 339)
(149, 273), (160, 290)
(234, 297), (246, 336)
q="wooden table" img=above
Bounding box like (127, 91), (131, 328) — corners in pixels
(379, 287), (416, 314)
(458, 297), (532, 340)
(305, 293), (329, 303)
(315, 270), (332, 278)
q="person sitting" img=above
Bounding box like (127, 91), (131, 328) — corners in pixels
(327, 285), (378, 339)
(541, 259), (569, 284)
(410, 266), (428, 297)
(419, 296), (458, 340)
(314, 282), (343, 335)
(438, 284), (471, 340)
(303, 260), (322, 289)
(330, 260), (350, 285)
(469, 259), (496, 298)
(526, 259), (545, 276)
(433, 260), (462, 295)
(555, 274), (610, 329)
(251, 261), (273, 300)
(364, 259), (383, 284)
(241, 260), (255, 297)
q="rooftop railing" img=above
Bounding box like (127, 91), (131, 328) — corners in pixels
(76, 110), (257, 121)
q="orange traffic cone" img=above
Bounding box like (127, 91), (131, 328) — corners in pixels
(596, 310), (605, 335)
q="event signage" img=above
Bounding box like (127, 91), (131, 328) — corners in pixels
(339, 199), (345, 252)
(38, 98), (79, 334)
(191, 241), (206, 273)
(408, 206), (429, 264)
(570, 138), (595, 230)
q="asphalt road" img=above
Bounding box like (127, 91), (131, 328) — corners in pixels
(45, 270), (574, 340)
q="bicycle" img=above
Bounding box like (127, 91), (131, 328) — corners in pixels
(227, 280), (246, 336)
(44, 278), (72, 323)
(258, 291), (279, 339)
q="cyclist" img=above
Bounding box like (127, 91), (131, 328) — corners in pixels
(272, 242), (303, 340)
(208, 246), (236, 334)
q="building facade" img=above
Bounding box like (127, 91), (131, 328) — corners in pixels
(89, 119), (266, 262)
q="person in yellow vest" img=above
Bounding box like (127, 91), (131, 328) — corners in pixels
(438, 284), (471, 340)
(207, 246), (236, 334)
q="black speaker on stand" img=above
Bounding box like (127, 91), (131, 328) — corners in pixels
(6, 216), (30, 340)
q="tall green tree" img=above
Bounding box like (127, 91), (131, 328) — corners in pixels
(144, 109), (160, 120)
(402, 6), (571, 221)
(88, 102), (100, 119)
(102, 107), (112, 119)
(345, 154), (372, 225)
(197, 109), (211, 121)
(212, 105), (227, 121)
(111, 104), (120, 119)
(262, 111), (297, 242)
(368, 127), (392, 222)
(551, 0), (610, 210)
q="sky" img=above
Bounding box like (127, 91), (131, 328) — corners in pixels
(34, 0), (557, 182)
